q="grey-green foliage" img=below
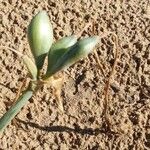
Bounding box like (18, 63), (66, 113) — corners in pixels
(0, 11), (99, 133)
(0, 89), (33, 132)
(28, 11), (53, 69)
(45, 36), (99, 77)
(23, 55), (37, 80)
(27, 11), (99, 78)
(47, 35), (77, 76)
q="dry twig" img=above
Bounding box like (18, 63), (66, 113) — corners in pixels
(103, 34), (120, 129)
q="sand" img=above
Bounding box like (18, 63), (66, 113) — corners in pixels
(0, 0), (150, 149)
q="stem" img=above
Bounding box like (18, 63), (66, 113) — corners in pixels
(0, 83), (36, 133)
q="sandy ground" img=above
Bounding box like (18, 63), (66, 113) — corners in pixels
(0, 0), (150, 149)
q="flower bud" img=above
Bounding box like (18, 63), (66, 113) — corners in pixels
(47, 35), (77, 74)
(28, 11), (53, 69)
(45, 36), (99, 78)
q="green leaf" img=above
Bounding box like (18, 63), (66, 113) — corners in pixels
(47, 35), (77, 75)
(28, 11), (53, 69)
(23, 55), (37, 80)
(44, 36), (99, 78)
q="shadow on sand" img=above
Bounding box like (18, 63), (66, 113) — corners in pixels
(17, 118), (116, 136)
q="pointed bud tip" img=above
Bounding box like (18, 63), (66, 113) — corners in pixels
(93, 36), (100, 43)
(88, 36), (100, 45)
(37, 10), (47, 16)
(77, 36), (99, 54)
